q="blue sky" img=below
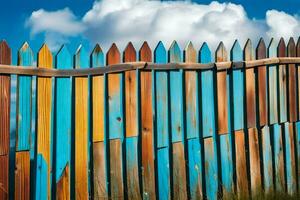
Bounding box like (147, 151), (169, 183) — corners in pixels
(1, 0), (300, 64)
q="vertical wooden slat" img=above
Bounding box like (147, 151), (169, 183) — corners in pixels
(124, 42), (141, 200)
(154, 41), (170, 199)
(107, 44), (124, 199)
(295, 122), (300, 192)
(248, 128), (262, 195)
(284, 123), (297, 195)
(278, 38), (288, 123)
(297, 38), (300, 120)
(244, 39), (256, 128)
(74, 45), (89, 198)
(199, 43), (218, 200)
(139, 42), (156, 200)
(261, 126), (273, 193)
(15, 42), (33, 200)
(185, 42), (203, 199)
(267, 39), (279, 124)
(91, 44), (108, 199)
(55, 45), (72, 199)
(256, 38), (268, 126)
(169, 41), (187, 200)
(287, 38), (297, 122)
(36, 44), (52, 200)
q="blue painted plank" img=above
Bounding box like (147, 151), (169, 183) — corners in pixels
(17, 42), (33, 151)
(230, 40), (244, 130)
(220, 134), (234, 197)
(204, 137), (218, 200)
(268, 39), (278, 124)
(55, 45), (72, 195)
(284, 122), (297, 195)
(295, 122), (300, 190)
(154, 41), (169, 148)
(169, 41), (184, 142)
(35, 154), (48, 200)
(200, 43), (215, 138)
(272, 123), (285, 192)
(261, 125), (273, 192)
(157, 147), (170, 200)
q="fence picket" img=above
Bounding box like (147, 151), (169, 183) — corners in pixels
(139, 42), (156, 200)
(261, 125), (273, 193)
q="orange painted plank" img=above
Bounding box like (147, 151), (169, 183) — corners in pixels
(36, 44), (53, 199)
(14, 151), (30, 200)
(56, 165), (70, 200)
(234, 130), (249, 197)
(124, 42), (137, 137)
(0, 155), (9, 199)
(139, 42), (156, 199)
(215, 42), (229, 134)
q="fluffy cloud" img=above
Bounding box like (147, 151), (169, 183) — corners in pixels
(26, 0), (300, 53)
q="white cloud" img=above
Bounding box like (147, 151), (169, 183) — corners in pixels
(26, 0), (300, 53)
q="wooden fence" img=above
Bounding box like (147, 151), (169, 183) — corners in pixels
(0, 37), (299, 200)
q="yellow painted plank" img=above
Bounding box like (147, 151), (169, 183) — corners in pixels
(92, 75), (104, 142)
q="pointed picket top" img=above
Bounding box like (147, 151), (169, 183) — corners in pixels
(256, 38), (266, 59)
(0, 40), (11, 65)
(243, 39), (254, 61)
(18, 42), (34, 66)
(123, 42), (136, 62)
(184, 41), (196, 63)
(277, 37), (286, 57)
(168, 40), (182, 63)
(107, 43), (120, 65)
(287, 37), (296, 57)
(139, 41), (152, 62)
(91, 44), (104, 68)
(154, 41), (167, 64)
(56, 45), (72, 69)
(199, 42), (212, 63)
(215, 42), (227, 62)
(296, 37), (300, 57)
(230, 40), (243, 61)
(38, 44), (52, 68)
(267, 38), (277, 58)
(75, 44), (89, 69)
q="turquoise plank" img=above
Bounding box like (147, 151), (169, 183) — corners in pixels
(17, 42), (33, 151)
(284, 123), (296, 195)
(272, 123), (284, 192)
(35, 154), (48, 200)
(169, 41), (184, 142)
(55, 45), (72, 185)
(187, 138), (203, 199)
(268, 39), (278, 124)
(91, 44), (104, 67)
(154, 41), (169, 147)
(230, 40), (244, 130)
(200, 43), (215, 138)
(261, 126), (273, 192)
(220, 134), (234, 195)
(204, 137), (218, 200)
(157, 147), (170, 200)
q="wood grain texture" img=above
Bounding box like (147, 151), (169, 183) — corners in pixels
(256, 38), (268, 126)
(14, 151), (30, 200)
(261, 125), (273, 193)
(267, 39), (279, 124)
(91, 44), (105, 142)
(244, 39), (257, 128)
(55, 45), (72, 199)
(297, 38), (300, 120)
(139, 42), (156, 200)
(278, 38), (288, 123)
(74, 45), (89, 199)
(93, 142), (108, 199)
(234, 130), (249, 197)
(248, 128), (262, 195)
(295, 122), (300, 192)
(215, 42), (230, 134)
(36, 44), (53, 199)
(287, 38), (297, 122)
(109, 139), (124, 199)
(0, 40), (11, 156)
(124, 42), (138, 137)
(0, 155), (9, 199)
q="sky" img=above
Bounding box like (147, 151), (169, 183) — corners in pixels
(1, 0), (300, 63)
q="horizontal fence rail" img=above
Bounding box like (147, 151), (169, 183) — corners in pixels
(0, 37), (300, 200)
